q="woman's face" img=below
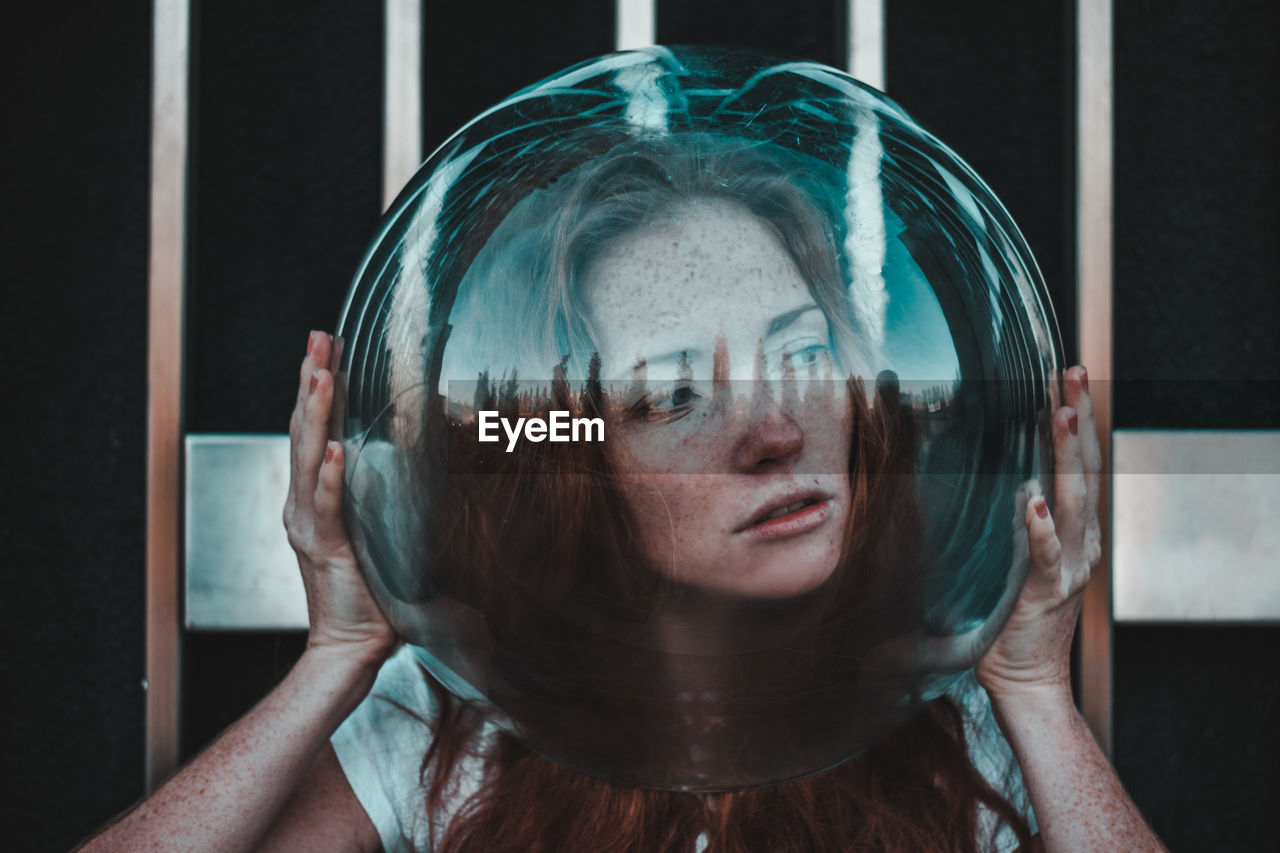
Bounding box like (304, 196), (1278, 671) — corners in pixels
(585, 200), (854, 599)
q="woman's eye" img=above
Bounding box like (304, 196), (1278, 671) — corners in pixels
(791, 345), (827, 366)
(622, 382), (704, 424)
(647, 382), (704, 416)
(779, 343), (831, 372)
(668, 384), (701, 407)
(649, 383), (703, 414)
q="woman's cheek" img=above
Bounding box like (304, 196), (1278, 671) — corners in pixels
(610, 421), (725, 476)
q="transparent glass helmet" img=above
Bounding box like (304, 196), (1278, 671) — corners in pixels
(327, 46), (1063, 791)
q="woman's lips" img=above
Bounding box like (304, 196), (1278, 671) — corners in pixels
(738, 498), (832, 540)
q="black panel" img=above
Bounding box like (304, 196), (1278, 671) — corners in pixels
(187, 0), (383, 434)
(180, 632), (309, 760)
(181, 0), (383, 767)
(1114, 625), (1280, 852)
(1113, 0), (1279, 428)
(658, 0), (840, 68)
(4, 2), (152, 850)
(1112, 3), (1279, 839)
(887, 0), (1075, 365)
(423, 0), (614, 155)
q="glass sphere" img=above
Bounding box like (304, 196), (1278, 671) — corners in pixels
(330, 45), (1063, 791)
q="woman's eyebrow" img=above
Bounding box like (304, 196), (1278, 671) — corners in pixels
(765, 303), (822, 338)
(631, 304), (823, 370)
(633, 348), (705, 370)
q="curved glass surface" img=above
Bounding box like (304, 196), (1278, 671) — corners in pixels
(330, 45), (1063, 791)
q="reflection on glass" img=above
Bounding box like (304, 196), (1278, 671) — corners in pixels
(332, 47), (1062, 790)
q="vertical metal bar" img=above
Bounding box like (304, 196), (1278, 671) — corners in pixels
(384, 0), (424, 210)
(615, 0), (655, 51)
(146, 0), (189, 791)
(845, 0), (886, 91)
(1076, 0), (1113, 757)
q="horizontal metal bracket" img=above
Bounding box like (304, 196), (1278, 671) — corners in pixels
(1113, 430), (1280, 623)
(183, 430), (1280, 630)
(184, 434), (308, 630)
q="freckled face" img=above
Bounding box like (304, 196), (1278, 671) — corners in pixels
(584, 201), (854, 599)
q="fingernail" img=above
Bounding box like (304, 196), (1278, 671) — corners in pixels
(324, 441), (336, 463)
(1068, 411), (1078, 435)
(310, 369), (320, 393)
(306, 332), (316, 356)
(1035, 498), (1048, 519)
(1080, 365), (1089, 393)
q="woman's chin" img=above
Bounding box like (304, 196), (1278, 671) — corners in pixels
(690, 556), (840, 601)
(739, 566), (837, 599)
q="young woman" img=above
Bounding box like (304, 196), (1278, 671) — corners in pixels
(77, 138), (1166, 853)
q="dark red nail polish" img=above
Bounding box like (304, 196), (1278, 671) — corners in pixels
(324, 442), (336, 463)
(1068, 412), (1078, 435)
(310, 370), (320, 393)
(1035, 498), (1048, 519)
(1080, 366), (1088, 392)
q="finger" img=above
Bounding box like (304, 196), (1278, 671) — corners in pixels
(1067, 367), (1103, 561)
(313, 440), (350, 549)
(1010, 479), (1037, 581)
(1025, 494), (1064, 589)
(294, 367), (333, 510)
(295, 332), (331, 416)
(1064, 364), (1102, 490)
(1052, 405), (1086, 565)
(289, 331), (329, 487)
(287, 333), (319, 524)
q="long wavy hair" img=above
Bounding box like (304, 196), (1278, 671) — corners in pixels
(399, 136), (1033, 852)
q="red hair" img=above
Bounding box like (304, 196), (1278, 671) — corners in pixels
(409, 381), (1032, 850)
(413, 677), (1031, 853)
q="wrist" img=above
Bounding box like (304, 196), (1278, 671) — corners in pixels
(296, 642), (389, 704)
(305, 628), (397, 671)
(984, 680), (1077, 724)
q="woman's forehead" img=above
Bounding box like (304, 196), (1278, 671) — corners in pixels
(584, 204), (816, 365)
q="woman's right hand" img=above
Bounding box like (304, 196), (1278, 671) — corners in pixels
(283, 330), (398, 671)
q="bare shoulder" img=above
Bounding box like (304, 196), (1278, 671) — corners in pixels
(256, 742), (383, 853)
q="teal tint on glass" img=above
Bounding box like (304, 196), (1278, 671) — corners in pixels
(329, 46), (1063, 791)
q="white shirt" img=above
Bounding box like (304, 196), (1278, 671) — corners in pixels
(332, 644), (1037, 852)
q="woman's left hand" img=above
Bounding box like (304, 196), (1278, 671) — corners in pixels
(977, 365), (1102, 702)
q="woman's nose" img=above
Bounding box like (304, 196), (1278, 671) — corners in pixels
(731, 389), (805, 471)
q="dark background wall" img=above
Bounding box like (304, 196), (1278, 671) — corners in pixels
(5, 2), (1275, 851)
(1113, 0), (1279, 430)
(1110, 2), (1279, 851)
(180, 0), (385, 762)
(6, 1), (153, 848)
